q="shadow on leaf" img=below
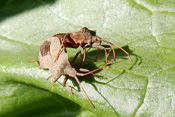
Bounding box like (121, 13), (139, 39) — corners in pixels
(0, 0), (57, 22)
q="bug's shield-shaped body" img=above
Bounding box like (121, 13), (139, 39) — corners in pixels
(39, 37), (77, 79)
(38, 37), (96, 108)
(37, 36), (111, 108)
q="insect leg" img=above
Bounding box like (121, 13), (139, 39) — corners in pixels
(94, 49), (99, 62)
(100, 39), (132, 62)
(77, 63), (111, 77)
(54, 49), (63, 62)
(54, 35), (67, 62)
(74, 76), (95, 108)
(94, 42), (101, 62)
(29, 60), (41, 68)
(79, 68), (107, 79)
(63, 45), (67, 53)
(46, 74), (52, 80)
(71, 50), (81, 63)
(79, 68), (89, 72)
(91, 45), (109, 64)
(62, 35), (68, 53)
(46, 75), (60, 83)
(62, 76), (73, 94)
(102, 40), (116, 62)
(82, 47), (86, 64)
(52, 75), (62, 83)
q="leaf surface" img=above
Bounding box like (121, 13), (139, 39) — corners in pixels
(0, 0), (175, 116)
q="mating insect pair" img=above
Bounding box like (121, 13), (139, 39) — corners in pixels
(30, 27), (131, 108)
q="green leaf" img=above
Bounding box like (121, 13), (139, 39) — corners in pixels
(0, 0), (175, 116)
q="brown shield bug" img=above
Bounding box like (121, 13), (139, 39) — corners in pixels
(53, 27), (132, 64)
(30, 37), (110, 108)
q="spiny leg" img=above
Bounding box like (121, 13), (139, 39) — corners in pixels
(62, 76), (73, 94)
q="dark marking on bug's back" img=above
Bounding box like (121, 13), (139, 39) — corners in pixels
(40, 41), (51, 56)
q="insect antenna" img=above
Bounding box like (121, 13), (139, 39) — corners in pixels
(74, 76), (95, 108)
(111, 43), (132, 62)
